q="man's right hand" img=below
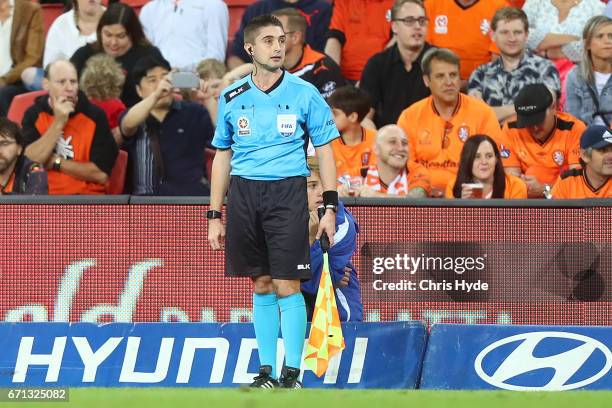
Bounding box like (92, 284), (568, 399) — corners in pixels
(154, 74), (173, 101)
(208, 219), (225, 250)
(52, 96), (75, 125)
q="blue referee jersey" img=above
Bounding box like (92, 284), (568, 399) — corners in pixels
(212, 71), (339, 180)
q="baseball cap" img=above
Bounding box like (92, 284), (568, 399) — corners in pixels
(580, 125), (612, 150)
(513, 84), (553, 128)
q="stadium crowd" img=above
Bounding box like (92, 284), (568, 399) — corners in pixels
(0, 0), (610, 198)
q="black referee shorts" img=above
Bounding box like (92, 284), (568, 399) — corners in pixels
(225, 176), (311, 280)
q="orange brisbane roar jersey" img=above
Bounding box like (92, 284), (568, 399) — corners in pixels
(332, 127), (377, 178)
(425, 0), (509, 79)
(552, 168), (612, 198)
(500, 112), (585, 185)
(396, 93), (502, 191)
(328, 0), (393, 81)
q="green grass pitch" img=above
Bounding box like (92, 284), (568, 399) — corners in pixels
(4, 389), (612, 408)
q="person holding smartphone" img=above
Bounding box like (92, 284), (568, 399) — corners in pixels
(119, 55), (214, 195)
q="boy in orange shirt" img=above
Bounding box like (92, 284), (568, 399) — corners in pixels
(328, 86), (378, 187)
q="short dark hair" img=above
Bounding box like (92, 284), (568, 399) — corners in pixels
(452, 135), (506, 199)
(327, 86), (371, 121)
(0, 117), (24, 147)
(491, 7), (529, 32)
(96, 3), (149, 51)
(132, 55), (172, 86)
(421, 48), (460, 76)
(272, 8), (308, 36)
(244, 15), (284, 45)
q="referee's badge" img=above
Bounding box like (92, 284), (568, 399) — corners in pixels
(237, 116), (251, 136)
(277, 114), (297, 137)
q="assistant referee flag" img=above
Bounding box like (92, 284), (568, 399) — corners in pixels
(304, 233), (345, 377)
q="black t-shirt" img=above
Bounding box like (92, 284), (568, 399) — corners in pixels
(121, 101), (214, 196)
(360, 43), (432, 128)
(71, 43), (164, 108)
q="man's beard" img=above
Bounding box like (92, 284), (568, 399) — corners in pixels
(0, 155), (18, 174)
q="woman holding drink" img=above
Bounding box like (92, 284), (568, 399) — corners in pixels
(446, 135), (528, 199)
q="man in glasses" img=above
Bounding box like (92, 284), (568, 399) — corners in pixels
(396, 48), (501, 197)
(0, 117), (47, 195)
(360, 0), (432, 128)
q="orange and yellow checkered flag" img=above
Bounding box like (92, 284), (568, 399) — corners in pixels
(303, 243), (345, 377)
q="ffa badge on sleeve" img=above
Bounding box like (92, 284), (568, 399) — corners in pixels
(457, 125), (470, 142)
(277, 114), (297, 137)
(237, 116), (251, 136)
(552, 150), (565, 166)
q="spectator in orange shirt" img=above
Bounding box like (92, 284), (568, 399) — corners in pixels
(424, 0), (509, 82)
(552, 125), (612, 198)
(329, 86), (377, 181)
(324, 0), (394, 82)
(0, 117), (47, 195)
(500, 83), (584, 198)
(345, 124), (430, 197)
(22, 60), (118, 195)
(445, 134), (527, 199)
(396, 47), (502, 197)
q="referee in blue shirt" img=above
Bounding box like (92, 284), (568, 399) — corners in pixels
(207, 15), (339, 389)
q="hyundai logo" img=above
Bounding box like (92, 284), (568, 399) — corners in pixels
(474, 331), (612, 391)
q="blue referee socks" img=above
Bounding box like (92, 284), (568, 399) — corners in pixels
(253, 293), (280, 378)
(278, 292), (307, 370)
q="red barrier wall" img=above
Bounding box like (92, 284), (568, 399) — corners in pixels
(1, 204), (610, 325)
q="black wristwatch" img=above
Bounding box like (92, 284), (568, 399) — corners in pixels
(52, 157), (62, 172)
(325, 204), (338, 213)
(206, 209), (222, 219)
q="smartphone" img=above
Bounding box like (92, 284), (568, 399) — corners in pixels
(171, 71), (200, 89)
